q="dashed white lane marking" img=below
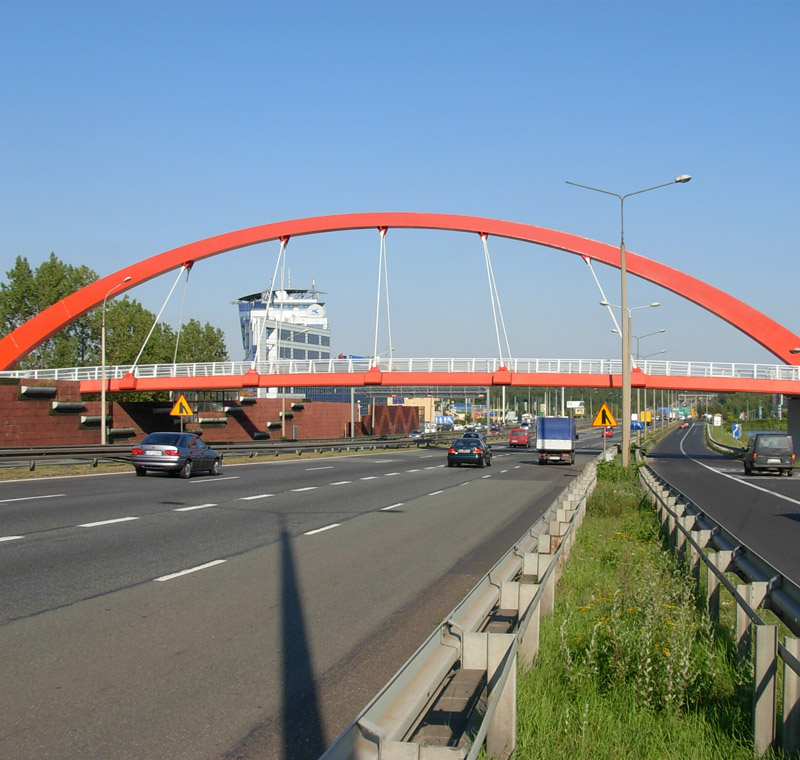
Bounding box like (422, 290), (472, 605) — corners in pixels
(239, 493), (273, 500)
(0, 493), (65, 504)
(514, 466), (521, 469)
(501, 469), (509, 473)
(481, 475), (491, 479)
(360, 476), (378, 481)
(331, 481), (351, 485)
(428, 490), (444, 496)
(385, 472), (400, 476)
(154, 559), (226, 582)
(292, 487), (318, 492)
(407, 469), (420, 473)
(174, 503), (217, 512)
(420, 455), (434, 459)
(78, 517), (139, 528)
(381, 503), (403, 511)
(0, 535), (24, 542)
(191, 476), (238, 483)
(306, 466), (334, 471)
(304, 523), (341, 536)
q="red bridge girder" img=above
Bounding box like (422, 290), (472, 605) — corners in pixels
(77, 370), (800, 396)
(3, 212), (799, 370)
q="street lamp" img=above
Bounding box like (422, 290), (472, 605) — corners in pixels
(101, 276), (132, 445)
(610, 324), (666, 361)
(568, 174), (691, 466)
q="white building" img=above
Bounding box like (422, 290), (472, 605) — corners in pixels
(235, 286), (331, 398)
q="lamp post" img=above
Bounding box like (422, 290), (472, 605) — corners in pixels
(568, 174), (691, 466)
(101, 276), (132, 445)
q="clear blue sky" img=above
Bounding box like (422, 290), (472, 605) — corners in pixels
(2, 0), (798, 366)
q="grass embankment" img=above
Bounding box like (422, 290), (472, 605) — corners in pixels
(513, 460), (786, 760)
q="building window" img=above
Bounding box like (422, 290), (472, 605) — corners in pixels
(293, 348), (306, 359)
(307, 333), (320, 345)
(321, 335), (330, 346)
(308, 350), (319, 359)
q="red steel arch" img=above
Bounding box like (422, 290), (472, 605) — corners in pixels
(2, 212), (799, 369)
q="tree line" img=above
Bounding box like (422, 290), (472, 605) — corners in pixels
(0, 253), (229, 371)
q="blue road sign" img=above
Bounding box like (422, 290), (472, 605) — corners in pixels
(630, 421), (644, 431)
(732, 423), (742, 439)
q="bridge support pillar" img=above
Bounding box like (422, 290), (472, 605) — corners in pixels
(788, 398), (800, 457)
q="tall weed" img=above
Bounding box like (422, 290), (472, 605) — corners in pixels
(513, 461), (776, 759)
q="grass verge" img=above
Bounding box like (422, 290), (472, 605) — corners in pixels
(513, 459), (788, 760)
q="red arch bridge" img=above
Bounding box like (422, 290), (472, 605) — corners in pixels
(1, 212), (799, 397)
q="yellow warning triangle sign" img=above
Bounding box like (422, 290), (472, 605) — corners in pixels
(170, 394), (194, 417)
(592, 403), (617, 427)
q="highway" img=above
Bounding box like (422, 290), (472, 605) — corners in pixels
(0, 430), (608, 760)
(647, 422), (800, 585)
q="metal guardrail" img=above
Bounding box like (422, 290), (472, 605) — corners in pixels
(640, 466), (800, 756)
(0, 434), (455, 469)
(321, 451), (608, 760)
(3, 357), (800, 382)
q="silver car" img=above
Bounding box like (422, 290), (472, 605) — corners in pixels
(131, 432), (222, 478)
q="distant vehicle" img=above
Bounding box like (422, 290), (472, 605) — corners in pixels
(131, 432), (222, 478)
(679, 421), (690, 429)
(519, 421), (532, 430)
(462, 430), (485, 441)
(602, 427), (614, 437)
(743, 432), (795, 476)
(447, 438), (492, 468)
(509, 427), (532, 448)
(409, 429), (425, 439)
(490, 425), (503, 434)
(536, 417), (578, 465)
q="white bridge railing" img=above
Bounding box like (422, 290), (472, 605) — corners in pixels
(2, 357), (800, 382)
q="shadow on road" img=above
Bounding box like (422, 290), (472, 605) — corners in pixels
(280, 517), (326, 760)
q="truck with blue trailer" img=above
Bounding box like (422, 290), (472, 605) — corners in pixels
(535, 416), (578, 465)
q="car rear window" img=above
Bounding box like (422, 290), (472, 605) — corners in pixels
(142, 433), (181, 446)
(756, 435), (793, 452)
(453, 439), (480, 447)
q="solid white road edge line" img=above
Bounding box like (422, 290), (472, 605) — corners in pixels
(0, 493), (65, 504)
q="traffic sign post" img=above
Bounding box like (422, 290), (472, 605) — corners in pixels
(592, 403), (617, 455)
(170, 394), (194, 433)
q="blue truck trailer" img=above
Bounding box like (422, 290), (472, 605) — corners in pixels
(535, 416), (578, 465)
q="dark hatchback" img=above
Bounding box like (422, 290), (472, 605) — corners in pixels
(743, 432), (795, 476)
(131, 432), (222, 478)
(447, 438), (492, 468)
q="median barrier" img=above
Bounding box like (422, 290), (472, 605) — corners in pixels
(321, 450), (610, 760)
(640, 466), (800, 756)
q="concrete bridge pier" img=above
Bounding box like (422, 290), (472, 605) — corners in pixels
(787, 398), (800, 455)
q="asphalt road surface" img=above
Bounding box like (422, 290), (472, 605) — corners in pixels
(1, 432), (608, 760)
(647, 422), (800, 585)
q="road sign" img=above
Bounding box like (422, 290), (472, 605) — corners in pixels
(631, 421), (644, 431)
(591, 403), (617, 427)
(732, 423), (742, 439)
(170, 394), (194, 417)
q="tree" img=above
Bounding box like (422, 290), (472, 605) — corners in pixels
(0, 253), (97, 369)
(174, 319), (228, 363)
(1, 253), (230, 369)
